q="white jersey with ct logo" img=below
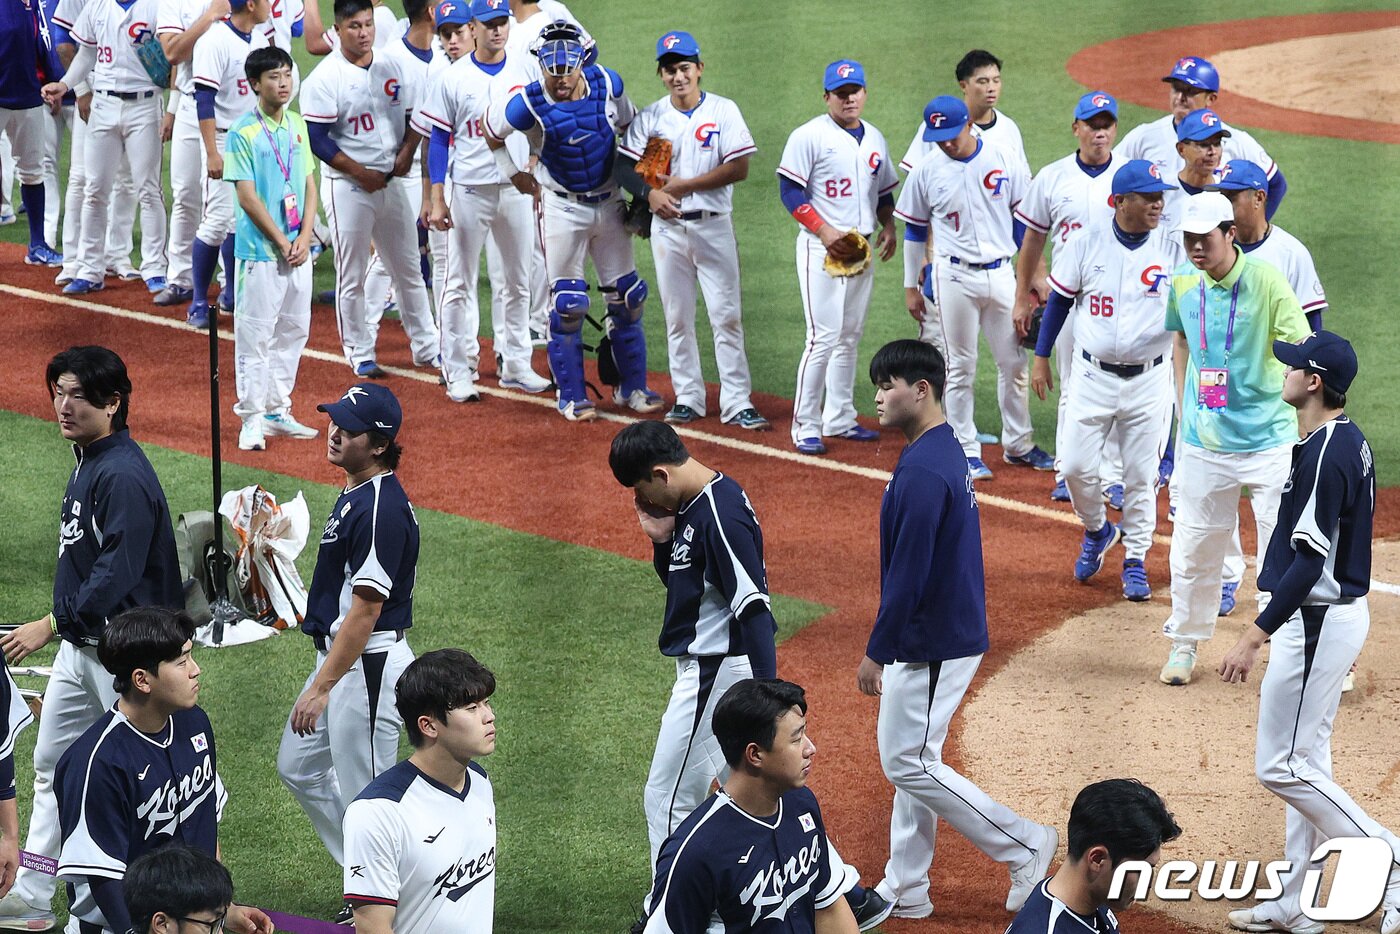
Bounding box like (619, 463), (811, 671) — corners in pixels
(1115, 114), (1276, 180)
(300, 49), (409, 177)
(619, 91), (756, 215)
(191, 19), (272, 129)
(899, 108), (1028, 174)
(1240, 224), (1327, 316)
(67, 0), (164, 93)
(1013, 152), (1117, 248)
(379, 37), (448, 182)
(895, 137), (1029, 263)
(418, 51), (536, 184)
(777, 114), (897, 236)
(155, 0), (209, 95)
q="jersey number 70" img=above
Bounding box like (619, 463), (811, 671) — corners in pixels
(348, 113), (376, 134)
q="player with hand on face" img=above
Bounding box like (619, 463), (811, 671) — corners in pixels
(1218, 333), (1400, 934)
(486, 19), (663, 422)
(54, 607), (273, 934)
(1007, 779), (1181, 933)
(343, 649), (499, 934)
(615, 30), (768, 431)
(639, 679), (861, 934)
(777, 59), (897, 456)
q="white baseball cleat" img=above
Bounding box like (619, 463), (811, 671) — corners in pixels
(558, 398), (597, 422)
(263, 413), (319, 439)
(614, 388), (665, 414)
(446, 380), (481, 403)
(238, 417), (266, 452)
(1007, 824), (1058, 911)
(0, 892), (56, 931)
(499, 367), (552, 394)
(1226, 905), (1323, 934)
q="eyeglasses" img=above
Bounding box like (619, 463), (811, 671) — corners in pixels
(178, 912), (226, 933)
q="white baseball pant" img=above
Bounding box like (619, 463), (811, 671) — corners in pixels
(40, 105), (69, 245)
(429, 226), (448, 316)
(438, 181), (534, 387)
(932, 262), (1033, 459)
(652, 213), (755, 422)
(538, 188), (635, 285)
(0, 131), (11, 215)
(12, 642), (117, 910)
(363, 245), (395, 314)
(1167, 454), (1249, 591)
(233, 258), (312, 419)
(0, 107), (43, 215)
(875, 657), (1046, 908)
(1254, 600), (1400, 928)
(1054, 326), (1125, 487)
(1163, 441), (1291, 644)
(58, 107), (137, 280)
(276, 634), (413, 866)
(529, 222), (549, 334)
(486, 232), (506, 342)
(1059, 356), (1173, 559)
(195, 129), (235, 246)
(644, 653), (752, 868)
(792, 232), (873, 443)
(166, 101), (203, 290)
(74, 93), (166, 282)
(323, 175), (439, 369)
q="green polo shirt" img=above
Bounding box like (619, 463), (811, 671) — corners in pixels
(225, 106), (315, 263)
(1165, 246), (1309, 454)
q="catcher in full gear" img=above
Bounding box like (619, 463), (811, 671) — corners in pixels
(485, 20), (663, 422)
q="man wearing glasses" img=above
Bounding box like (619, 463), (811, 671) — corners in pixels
(125, 843), (244, 934)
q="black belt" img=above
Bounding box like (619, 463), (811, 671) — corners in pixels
(312, 630), (404, 652)
(1081, 349), (1164, 379)
(548, 188), (613, 204)
(947, 256), (1007, 271)
(99, 88), (157, 100)
(675, 210), (723, 221)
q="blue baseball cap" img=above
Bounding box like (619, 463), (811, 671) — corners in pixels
(655, 30), (699, 60)
(470, 0), (510, 22)
(434, 0), (470, 25)
(921, 95), (969, 142)
(1162, 55), (1220, 92)
(1176, 108), (1232, 142)
(1112, 159), (1178, 195)
(1208, 159), (1268, 192)
(823, 59), (865, 91)
(1273, 330), (1357, 393)
(1074, 90), (1118, 121)
(317, 384), (404, 440)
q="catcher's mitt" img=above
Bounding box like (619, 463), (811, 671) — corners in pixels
(635, 136), (672, 189)
(823, 229), (872, 278)
(622, 195), (652, 239)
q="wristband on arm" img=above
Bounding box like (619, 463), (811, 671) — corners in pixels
(792, 203), (826, 235)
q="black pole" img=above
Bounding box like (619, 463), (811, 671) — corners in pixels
(206, 308), (240, 644)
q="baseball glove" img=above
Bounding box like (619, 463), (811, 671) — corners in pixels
(635, 136), (672, 189)
(622, 195), (652, 239)
(1020, 302), (1046, 351)
(823, 229), (872, 278)
(135, 34), (172, 89)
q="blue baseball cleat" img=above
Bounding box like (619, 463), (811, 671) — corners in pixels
(1122, 559), (1151, 601)
(830, 424), (879, 442)
(1103, 483), (1125, 511)
(795, 437), (827, 456)
(967, 457), (993, 481)
(1004, 445), (1055, 471)
(1074, 521), (1120, 582)
(25, 244), (63, 267)
(186, 301), (210, 328)
(145, 276), (167, 294)
(1050, 479), (1070, 502)
(1219, 581), (1239, 616)
(62, 278), (104, 295)
(355, 360), (387, 379)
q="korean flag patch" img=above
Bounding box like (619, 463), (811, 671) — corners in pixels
(799, 813), (815, 832)
(192, 732), (208, 752)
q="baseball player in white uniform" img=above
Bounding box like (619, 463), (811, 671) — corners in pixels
(895, 94), (1050, 481)
(1115, 55), (1286, 218)
(423, 0), (550, 402)
(1031, 160), (1184, 600)
(617, 30), (768, 431)
(301, 0), (440, 378)
(1013, 92), (1124, 503)
(777, 59), (897, 455)
(42, 0), (169, 295)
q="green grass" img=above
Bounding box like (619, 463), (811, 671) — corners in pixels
(5, 0), (1397, 478)
(0, 409), (827, 930)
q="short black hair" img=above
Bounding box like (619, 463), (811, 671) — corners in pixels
(869, 339), (946, 402)
(713, 679), (807, 769)
(956, 49), (1003, 81)
(245, 45), (294, 83)
(608, 421), (690, 487)
(1066, 778), (1181, 863)
(98, 607), (197, 696)
(126, 844), (234, 933)
(46, 346), (132, 432)
(367, 430), (403, 471)
(657, 54), (700, 72)
(403, 0), (430, 23)
(396, 648), (496, 747)
(334, 0), (373, 22)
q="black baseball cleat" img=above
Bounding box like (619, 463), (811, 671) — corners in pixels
(333, 901), (355, 925)
(847, 885), (895, 931)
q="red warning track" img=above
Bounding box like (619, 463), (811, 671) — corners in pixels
(3, 245), (1396, 932)
(1068, 12), (1400, 144)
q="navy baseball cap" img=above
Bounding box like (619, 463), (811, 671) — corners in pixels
(823, 59), (865, 91)
(1176, 108), (1232, 142)
(1208, 159), (1268, 192)
(1074, 90), (1118, 121)
(921, 95), (969, 142)
(1162, 55), (1220, 92)
(434, 0), (470, 26)
(1273, 331), (1358, 393)
(656, 30), (699, 59)
(1112, 159), (1178, 195)
(317, 384), (403, 439)
(470, 0), (509, 22)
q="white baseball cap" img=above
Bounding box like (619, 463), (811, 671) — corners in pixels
(1176, 191), (1236, 234)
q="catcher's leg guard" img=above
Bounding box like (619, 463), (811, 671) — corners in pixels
(604, 271), (651, 396)
(548, 279), (589, 405)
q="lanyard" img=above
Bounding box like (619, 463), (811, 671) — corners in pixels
(1198, 278), (1241, 364)
(256, 110), (293, 184)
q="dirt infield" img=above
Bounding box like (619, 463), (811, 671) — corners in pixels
(3, 244), (1397, 933)
(1067, 11), (1400, 144)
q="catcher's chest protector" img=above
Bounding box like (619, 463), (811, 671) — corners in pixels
(525, 66), (616, 193)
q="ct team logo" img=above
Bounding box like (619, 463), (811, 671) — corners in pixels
(128, 21), (153, 43)
(694, 122), (718, 149)
(438, 0), (455, 14)
(1148, 163), (1163, 179)
(868, 151), (882, 174)
(1141, 265), (1168, 295)
(485, 0), (504, 7)
(1218, 163), (1234, 180)
(926, 111), (946, 128)
(983, 168), (1007, 197)
(836, 63), (856, 79)
(1200, 111), (1219, 127)
(1091, 93), (1112, 108)
(384, 78), (401, 102)
(1175, 57), (1197, 72)
(662, 33), (682, 50)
